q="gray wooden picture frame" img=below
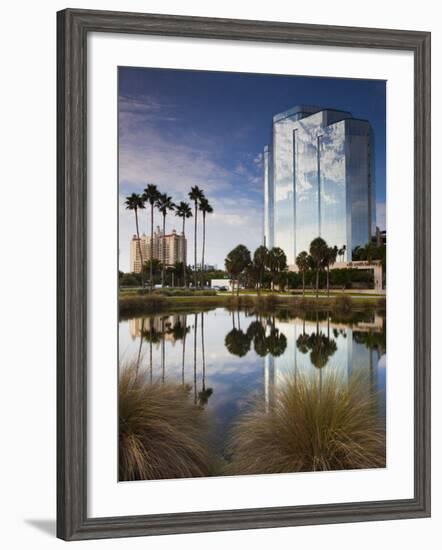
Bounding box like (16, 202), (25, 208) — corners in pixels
(57, 8), (431, 541)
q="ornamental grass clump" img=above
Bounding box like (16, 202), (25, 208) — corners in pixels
(119, 365), (214, 481)
(226, 373), (385, 475)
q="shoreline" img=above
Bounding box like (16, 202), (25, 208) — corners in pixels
(119, 292), (386, 319)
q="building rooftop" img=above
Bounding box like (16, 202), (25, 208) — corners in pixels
(273, 105), (352, 124)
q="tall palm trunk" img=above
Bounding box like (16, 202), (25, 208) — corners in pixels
(201, 212), (207, 288)
(134, 209), (143, 284)
(193, 202), (198, 289)
(182, 217), (187, 288)
(149, 338), (153, 384)
(326, 265), (330, 297)
(161, 318), (165, 383)
(302, 271), (305, 296)
(193, 313), (198, 404)
(316, 266), (320, 298)
(161, 214), (166, 287)
(149, 204), (154, 291)
(135, 317), (144, 376)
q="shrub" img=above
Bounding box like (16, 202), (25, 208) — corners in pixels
(119, 366), (215, 481)
(119, 294), (168, 316)
(152, 289), (217, 297)
(226, 373), (385, 474)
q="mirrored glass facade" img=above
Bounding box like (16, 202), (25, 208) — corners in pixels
(263, 145), (274, 248)
(264, 106), (375, 266)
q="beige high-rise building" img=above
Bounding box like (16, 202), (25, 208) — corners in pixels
(130, 228), (187, 273)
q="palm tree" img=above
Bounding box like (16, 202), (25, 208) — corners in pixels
(142, 184), (160, 291)
(199, 198), (213, 288)
(175, 201), (192, 287)
(363, 242), (377, 263)
(253, 245), (269, 295)
(125, 193), (145, 280)
(267, 247), (287, 291)
(295, 251), (310, 296)
(156, 193), (175, 287)
(309, 237), (328, 298)
(324, 245), (338, 296)
(188, 186), (205, 288)
(225, 244), (252, 296)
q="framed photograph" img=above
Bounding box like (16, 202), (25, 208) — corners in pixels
(57, 8), (431, 541)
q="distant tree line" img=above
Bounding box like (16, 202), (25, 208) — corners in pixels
(224, 244), (288, 295)
(222, 237), (385, 296)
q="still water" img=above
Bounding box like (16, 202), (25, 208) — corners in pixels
(119, 308), (386, 454)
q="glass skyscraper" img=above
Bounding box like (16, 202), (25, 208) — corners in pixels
(263, 105), (376, 266)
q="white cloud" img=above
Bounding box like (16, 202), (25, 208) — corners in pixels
(118, 99), (263, 271)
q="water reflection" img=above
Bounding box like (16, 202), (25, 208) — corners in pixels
(120, 308), (386, 453)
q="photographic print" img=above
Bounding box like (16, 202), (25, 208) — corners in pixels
(118, 66), (387, 482)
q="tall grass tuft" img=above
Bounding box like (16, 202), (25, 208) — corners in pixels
(119, 366), (214, 481)
(226, 373), (385, 475)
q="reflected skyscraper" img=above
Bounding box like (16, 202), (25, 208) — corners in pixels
(263, 105), (376, 266)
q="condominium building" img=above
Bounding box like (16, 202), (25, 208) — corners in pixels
(130, 227), (187, 273)
(263, 105), (376, 266)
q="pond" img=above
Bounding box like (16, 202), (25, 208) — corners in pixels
(119, 307), (386, 463)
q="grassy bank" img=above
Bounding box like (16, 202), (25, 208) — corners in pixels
(119, 365), (216, 481)
(119, 291), (385, 318)
(226, 373), (386, 474)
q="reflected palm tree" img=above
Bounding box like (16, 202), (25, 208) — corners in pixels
(197, 312), (213, 407)
(296, 333), (310, 355)
(353, 330), (386, 355)
(308, 325), (337, 392)
(135, 318), (145, 375)
(295, 313), (337, 391)
(247, 320), (267, 357)
(182, 314), (188, 384)
(199, 311), (213, 407)
(225, 328), (251, 358)
(161, 317), (166, 383)
(266, 319), (287, 358)
(140, 318), (161, 383)
(193, 312), (198, 403)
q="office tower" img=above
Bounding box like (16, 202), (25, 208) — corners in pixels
(263, 105), (375, 266)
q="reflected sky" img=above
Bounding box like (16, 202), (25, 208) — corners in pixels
(119, 308), (386, 455)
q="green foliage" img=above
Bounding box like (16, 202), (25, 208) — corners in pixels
(119, 272), (141, 287)
(119, 294), (168, 316)
(152, 289), (217, 297)
(142, 184), (160, 206)
(225, 245), (252, 294)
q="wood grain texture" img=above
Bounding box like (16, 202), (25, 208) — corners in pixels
(56, 8), (431, 541)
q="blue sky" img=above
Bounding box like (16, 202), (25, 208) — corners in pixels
(118, 67), (386, 272)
